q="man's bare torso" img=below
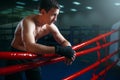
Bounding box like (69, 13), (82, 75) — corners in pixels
(11, 15), (50, 51)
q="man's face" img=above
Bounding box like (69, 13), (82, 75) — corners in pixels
(44, 8), (60, 24)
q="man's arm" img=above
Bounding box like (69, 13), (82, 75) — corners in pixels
(48, 24), (71, 47)
(48, 24), (75, 58)
(49, 24), (76, 65)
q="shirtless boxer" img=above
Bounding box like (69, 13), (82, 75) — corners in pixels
(5, 0), (75, 80)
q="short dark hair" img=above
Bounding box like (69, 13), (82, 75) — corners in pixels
(39, 0), (60, 12)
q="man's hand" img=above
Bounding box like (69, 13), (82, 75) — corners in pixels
(55, 46), (76, 65)
(64, 53), (76, 65)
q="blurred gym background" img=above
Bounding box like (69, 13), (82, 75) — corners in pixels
(0, 0), (120, 80)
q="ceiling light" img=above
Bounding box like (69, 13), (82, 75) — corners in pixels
(114, 3), (120, 6)
(70, 9), (77, 12)
(86, 6), (93, 10)
(33, 9), (39, 14)
(1, 9), (12, 14)
(60, 5), (64, 8)
(16, 2), (25, 5)
(73, 1), (81, 5)
(60, 11), (64, 13)
(22, 11), (32, 16)
(16, 6), (24, 9)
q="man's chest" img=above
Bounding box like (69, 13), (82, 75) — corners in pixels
(34, 26), (50, 40)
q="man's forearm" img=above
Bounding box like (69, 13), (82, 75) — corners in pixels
(61, 40), (72, 47)
(25, 43), (55, 54)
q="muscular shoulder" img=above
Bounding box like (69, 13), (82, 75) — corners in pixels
(23, 15), (35, 25)
(47, 23), (59, 34)
(21, 15), (36, 30)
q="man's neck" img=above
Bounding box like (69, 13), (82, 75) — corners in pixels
(34, 14), (45, 27)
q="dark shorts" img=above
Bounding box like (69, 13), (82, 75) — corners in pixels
(5, 47), (42, 80)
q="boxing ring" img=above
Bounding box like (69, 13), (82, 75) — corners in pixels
(0, 29), (120, 80)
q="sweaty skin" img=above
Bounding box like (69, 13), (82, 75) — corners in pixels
(11, 8), (75, 65)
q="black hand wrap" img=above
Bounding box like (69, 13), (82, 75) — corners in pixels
(55, 46), (75, 58)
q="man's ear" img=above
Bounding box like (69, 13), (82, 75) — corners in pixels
(40, 9), (47, 14)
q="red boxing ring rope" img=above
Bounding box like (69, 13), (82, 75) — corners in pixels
(72, 29), (118, 50)
(62, 50), (120, 80)
(0, 57), (65, 75)
(0, 52), (58, 60)
(91, 59), (119, 80)
(0, 40), (119, 75)
(0, 52), (38, 59)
